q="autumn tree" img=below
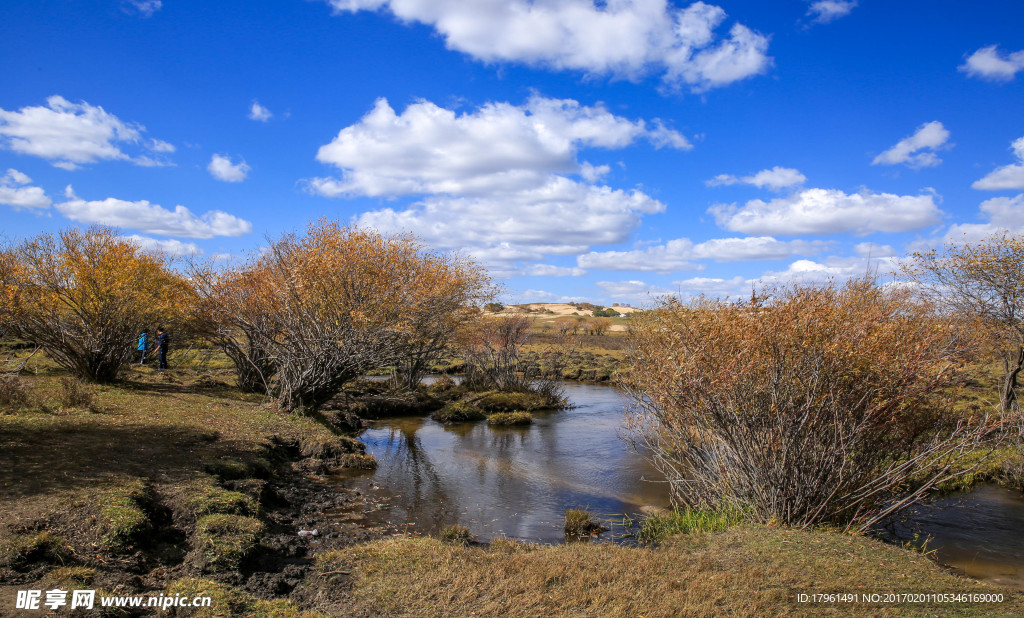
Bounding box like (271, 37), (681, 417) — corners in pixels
(621, 278), (1007, 530)
(0, 227), (193, 383)
(908, 232), (1024, 413)
(387, 253), (493, 391)
(190, 263), (278, 393)
(193, 221), (491, 411)
(589, 317), (612, 336)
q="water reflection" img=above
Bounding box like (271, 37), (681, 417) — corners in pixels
(888, 484), (1024, 588)
(352, 382), (669, 544)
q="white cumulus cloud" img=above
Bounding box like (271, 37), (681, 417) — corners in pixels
(325, 1), (771, 92)
(123, 234), (202, 256)
(311, 96), (684, 275)
(959, 45), (1024, 82)
(312, 96), (688, 198)
(806, 1), (857, 24)
(57, 188), (252, 238)
(872, 121), (951, 168)
(706, 166), (806, 191)
(249, 101), (272, 122)
(356, 177), (665, 267)
(0, 169), (50, 209)
(757, 255), (899, 286)
(595, 280), (675, 303)
(208, 154), (251, 182)
(578, 235), (826, 272)
(525, 264), (588, 277)
(710, 188), (943, 236)
(0, 96), (172, 169)
(945, 194), (1024, 242)
(672, 275), (749, 298)
(973, 136), (1024, 191)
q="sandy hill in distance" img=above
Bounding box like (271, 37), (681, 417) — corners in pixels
(499, 302), (642, 317)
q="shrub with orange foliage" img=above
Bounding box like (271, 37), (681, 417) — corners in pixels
(621, 277), (1008, 530)
(193, 221), (491, 411)
(0, 227), (193, 383)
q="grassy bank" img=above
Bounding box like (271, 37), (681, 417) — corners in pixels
(315, 527), (1022, 617)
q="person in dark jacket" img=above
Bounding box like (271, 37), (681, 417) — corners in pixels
(153, 327), (170, 370)
(137, 332), (148, 365)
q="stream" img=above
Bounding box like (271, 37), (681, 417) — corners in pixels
(336, 380), (1024, 587)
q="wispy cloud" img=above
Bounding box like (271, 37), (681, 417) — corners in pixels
(959, 45), (1024, 82)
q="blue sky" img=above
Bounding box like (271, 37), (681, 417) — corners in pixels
(2, 1), (1023, 305)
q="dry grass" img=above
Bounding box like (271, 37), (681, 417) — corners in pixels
(320, 527), (1023, 617)
(0, 362), (330, 505)
(0, 352), (340, 572)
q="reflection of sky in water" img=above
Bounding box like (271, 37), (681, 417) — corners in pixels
(890, 484), (1024, 588)
(356, 382), (669, 544)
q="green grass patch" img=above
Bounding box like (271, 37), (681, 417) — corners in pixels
(439, 524), (472, 545)
(431, 401), (486, 423)
(474, 390), (555, 412)
(167, 577), (316, 617)
(0, 531), (70, 569)
(321, 527), (1023, 617)
(100, 480), (153, 554)
(195, 514), (264, 573)
(487, 411), (533, 425)
(180, 477), (258, 522)
(202, 456), (269, 481)
(40, 566), (97, 588)
(338, 453), (378, 470)
(299, 434), (364, 459)
(563, 508), (607, 538)
(633, 507), (746, 544)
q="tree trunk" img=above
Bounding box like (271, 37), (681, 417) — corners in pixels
(1002, 345), (1024, 413)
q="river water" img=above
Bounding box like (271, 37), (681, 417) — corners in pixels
(340, 380), (1024, 586)
(346, 381), (669, 544)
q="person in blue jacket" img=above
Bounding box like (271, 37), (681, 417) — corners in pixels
(137, 331), (148, 365)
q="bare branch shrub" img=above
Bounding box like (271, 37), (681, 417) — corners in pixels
(621, 277), (1010, 530)
(461, 315), (569, 402)
(907, 231), (1024, 413)
(462, 315), (533, 392)
(0, 227), (194, 383)
(191, 264), (279, 393)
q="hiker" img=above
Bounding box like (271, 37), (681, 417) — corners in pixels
(137, 331), (148, 365)
(154, 327), (170, 370)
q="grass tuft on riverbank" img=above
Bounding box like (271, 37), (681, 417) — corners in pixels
(632, 506), (747, 544)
